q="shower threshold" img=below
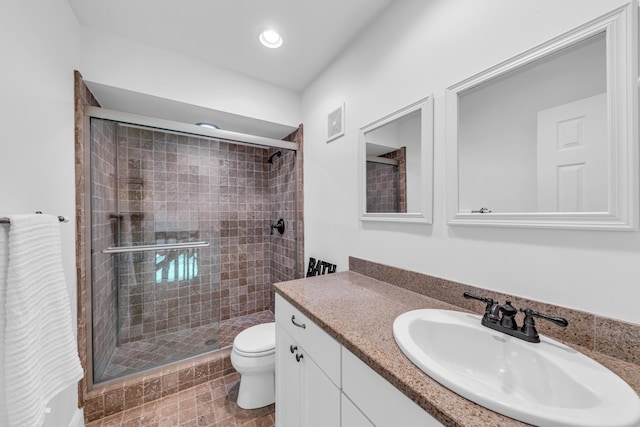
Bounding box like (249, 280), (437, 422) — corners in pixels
(97, 310), (274, 383)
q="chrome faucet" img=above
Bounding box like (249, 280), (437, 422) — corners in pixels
(463, 292), (568, 343)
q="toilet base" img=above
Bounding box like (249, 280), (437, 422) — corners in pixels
(236, 371), (275, 409)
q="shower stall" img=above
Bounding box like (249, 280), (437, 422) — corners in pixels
(84, 107), (299, 385)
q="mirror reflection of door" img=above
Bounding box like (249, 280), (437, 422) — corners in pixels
(537, 93), (607, 212)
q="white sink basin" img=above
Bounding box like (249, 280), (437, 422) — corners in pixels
(393, 309), (640, 427)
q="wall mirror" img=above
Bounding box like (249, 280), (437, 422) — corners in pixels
(359, 96), (434, 223)
(446, 4), (637, 230)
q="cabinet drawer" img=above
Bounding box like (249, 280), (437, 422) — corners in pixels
(275, 293), (341, 386)
(342, 347), (443, 427)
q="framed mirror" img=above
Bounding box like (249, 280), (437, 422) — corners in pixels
(446, 4), (637, 230)
(359, 96), (434, 223)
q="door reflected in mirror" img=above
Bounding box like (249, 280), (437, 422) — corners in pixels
(360, 97), (433, 223)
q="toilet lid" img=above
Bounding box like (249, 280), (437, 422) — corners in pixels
(233, 322), (275, 355)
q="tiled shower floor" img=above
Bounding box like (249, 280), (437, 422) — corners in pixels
(101, 311), (275, 381)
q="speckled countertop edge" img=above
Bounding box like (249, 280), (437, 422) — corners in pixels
(273, 271), (640, 427)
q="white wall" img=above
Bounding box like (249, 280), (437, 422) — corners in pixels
(302, 0), (640, 325)
(79, 26), (301, 128)
(0, 0), (82, 426)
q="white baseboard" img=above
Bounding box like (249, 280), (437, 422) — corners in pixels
(69, 407), (84, 427)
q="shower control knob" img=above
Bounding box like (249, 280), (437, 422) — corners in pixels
(289, 345), (297, 354)
(270, 218), (285, 235)
(295, 353), (304, 363)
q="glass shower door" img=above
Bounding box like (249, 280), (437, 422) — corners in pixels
(90, 118), (221, 383)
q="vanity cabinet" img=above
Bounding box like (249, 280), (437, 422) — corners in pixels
(275, 293), (444, 427)
(275, 294), (341, 427)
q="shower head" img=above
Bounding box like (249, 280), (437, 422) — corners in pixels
(267, 151), (282, 164)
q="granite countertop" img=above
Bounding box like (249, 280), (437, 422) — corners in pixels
(273, 271), (640, 427)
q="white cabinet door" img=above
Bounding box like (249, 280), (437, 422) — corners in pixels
(300, 350), (341, 427)
(276, 324), (300, 427)
(275, 294), (341, 386)
(342, 347), (443, 427)
(276, 318), (340, 427)
(342, 394), (374, 427)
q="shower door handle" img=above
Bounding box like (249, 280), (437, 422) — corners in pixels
(103, 241), (211, 254)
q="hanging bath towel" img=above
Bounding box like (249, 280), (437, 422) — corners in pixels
(2, 214), (83, 427)
(1, 217), (9, 426)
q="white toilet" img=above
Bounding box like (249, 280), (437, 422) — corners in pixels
(230, 322), (276, 409)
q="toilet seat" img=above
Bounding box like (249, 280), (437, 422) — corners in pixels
(233, 347), (275, 358)
(233, 322), (275, 357)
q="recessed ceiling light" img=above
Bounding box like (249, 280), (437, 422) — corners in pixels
(196, 122), (220, 129)
(259, 29), (283, 49)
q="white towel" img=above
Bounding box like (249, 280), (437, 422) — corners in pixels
(1, 220), (9, 426)
(3, 214), (83, 427)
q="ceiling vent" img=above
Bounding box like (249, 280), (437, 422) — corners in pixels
(327, 103), (345, 142)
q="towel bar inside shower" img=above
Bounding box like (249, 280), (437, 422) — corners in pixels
(102, 241), (211, 254)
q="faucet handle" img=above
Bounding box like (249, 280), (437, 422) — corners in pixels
(463, 292), (501, 323)
(463, 292), (494, 313)
(519, 308), (569, 328)
(519, 308), (568, 342)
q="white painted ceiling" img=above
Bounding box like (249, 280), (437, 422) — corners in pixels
(66, 0), (396, 92)
(67, 0), (396, 139)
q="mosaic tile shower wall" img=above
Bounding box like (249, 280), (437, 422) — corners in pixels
(114, 127), (222, 344)
(365, 147), (407, 213)
(89, 119), (298, 382)
(90, 118), (119, 378)
(268, 148), (298, 290)
(76, 71), (102, 400)
(218, 143), (274, 320)
(366, 162), (400, 212)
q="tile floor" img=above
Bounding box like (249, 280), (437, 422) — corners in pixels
(85, 372), (275, 427)
(102, 311), (275, 381)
